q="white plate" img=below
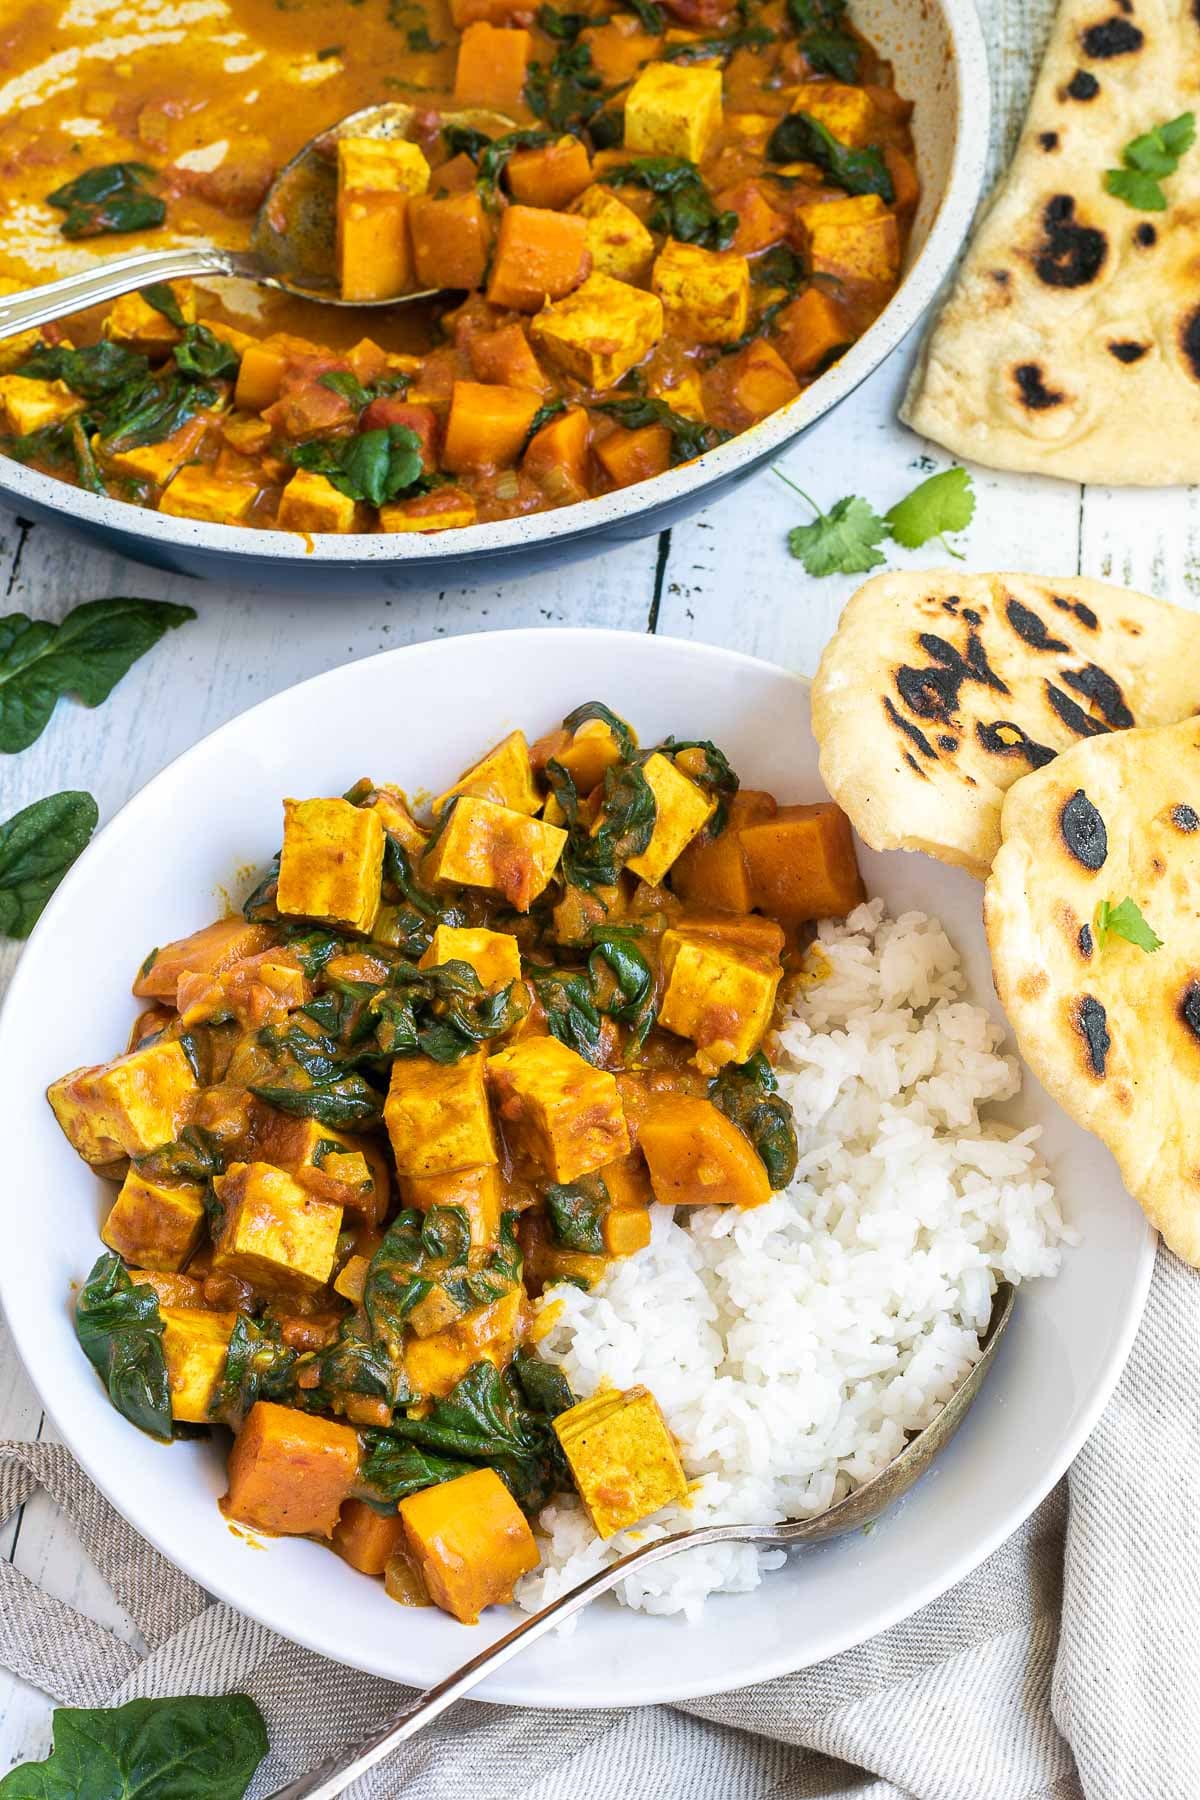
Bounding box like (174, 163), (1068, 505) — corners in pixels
(0, 629), (1155, 1707)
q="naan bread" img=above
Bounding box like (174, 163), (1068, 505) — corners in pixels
(810, 569), (1200, 878)
(984, 715), (1200, 1262)
(902, 0), (1200, 483)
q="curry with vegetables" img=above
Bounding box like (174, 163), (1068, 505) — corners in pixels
(0, 0), (915, 536)
(50, 702), (865, 1622)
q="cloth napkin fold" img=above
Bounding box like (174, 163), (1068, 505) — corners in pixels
(2, 1245), (1195, 1799)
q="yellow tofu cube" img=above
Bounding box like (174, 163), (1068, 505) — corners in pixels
(554, 1385), (688, 1536)
(339, 136), (431, 196)
(48, 1039), (199, 1164)
(159, 464), (259, 525)
(530, 273), (663, 391)
(384, 1051), (498, 1178)
(101, 1169), (206, 1271)
(211, 1160), (343, 1292)
(797, 194), (901, 284)
(570, 186), (656, 283)
(399, 1162), (503, 1250)
(337, 136), (430, 302)
(658, 929), (781, 1073)
(595, 750), (714, 885)
(433, 729), (539, 816)
(0, 374), (83, 435)
(276, 469), (359, 535)
(404, 1288), (526, 1399)
(0, 278), (43, 371)
(419, 924), (523, 991)
(649, 367), (706, 423)
(652, 241), (751, 346)
(103, 282), (196, 351)
(379, 490), (478, 532)
(348, 782), (428, 858)
(107, 415), (209, 485)
(487, 1037), (629, 1181)
(161, 1307), (236, 1423)
(624, 61), (723, 162)
(789, 82), (877, 148)
(422, 795), (566, 912)
(277, 796), (385, 935)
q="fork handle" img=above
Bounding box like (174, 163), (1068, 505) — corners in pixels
(0, 246), (262, 341)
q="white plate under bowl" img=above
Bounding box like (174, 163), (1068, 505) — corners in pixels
(0, 629), (1154, 1706)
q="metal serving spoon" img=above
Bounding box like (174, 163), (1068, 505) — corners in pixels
(0, 102), (514, 343)
(264, 1282), (1015, 1800)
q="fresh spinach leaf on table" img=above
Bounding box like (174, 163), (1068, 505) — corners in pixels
(0, 790), (97, 938)
(74, 1253), (173, 1440)
(0, 1692), (268, 1798)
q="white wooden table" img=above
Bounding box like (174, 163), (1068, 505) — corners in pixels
(1, 0), (1195, 1765)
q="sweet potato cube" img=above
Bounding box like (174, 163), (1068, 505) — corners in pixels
(595, 422), (671, 488)
(422, 795), (566, 910)
(211, 1160), (343, 1292)
(675, 907), (786, 957)
(796, 194), (900, 284)
(161, 1307), (236, 1424)
(399, 1161), (503, 1249)
(570, 184), (655, 284)
(128, 1269), (209, 1309)
(403, 1287), (526, 1398)
(487, 206), (590, 312)
(554, 1386), (687, 1537)
(354, 784), (428, 857)
(102, 1169), (206, 1271)
(384, 1051), (498, 1178)
(738, 801), (864, 923)
(625, 61), (723, 162)
(522, 405), (591, 505)
(433, 729), (539, 816)
(487, 1036), (629, 1180)
(333, 1498), (407, 1576)
(225, 1400), (359, 1537)
(658, 929), (781, 1072)
(410, 192), (490, 290)
(277, 795), (384, 935)
(885, 143), (920, 211)
(134, 918), (275, 1000)
(467, 322), (548, 392)
(598, 1149), (653, 1211)
(234, 340), (290, 411)
(530, 272), (662, 389)
(419, 923), (523, 990)
(719, 338), (800, 427)
(717, 181), (786, 256)
(399, 1467), (538, 1622)
(48, 1039), (198, 1164)
(670, 789), (776, 911)
(652, 241), (750, 347)
(0, 375), (83, 435)
(337, 136), (430, 301)
(507, 135), (593, 209)
(772, 284), (851, 378)
(600, 750), (714, 885)
(581, 18), (664, 85)
(789, 83), (877, 148)
(453, 20), (531, 111)
(253, 1108), (389, 1223)
(550, 717), (626, 793)
(441, 380), (542, 472)
(104, 281), (195, 351)
(176, 949), (309, 1030)
(602, 1203), (651, 1256)
(640, 1094), (770, 1207)
(276, 469), (359, 535)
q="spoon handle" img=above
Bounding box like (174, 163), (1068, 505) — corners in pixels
(0, 246), (261, 341)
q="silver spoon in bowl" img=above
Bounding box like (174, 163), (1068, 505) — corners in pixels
(263, 1281), (1015, 1800)
(0, 102), (515, 343)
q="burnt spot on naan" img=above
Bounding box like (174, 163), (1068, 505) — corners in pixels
(1135, 221), (1157, 247)
(883, 696), (936, 759)
(894, 631), (1009, 726)
(1039, 131), (1060, 151)
(1034, 196), (1107, 288)
(1006, 597), (1070, 651)
(1046, 682), (1112, 737)
(1015, 363), (1065, 409)
(1075, 994), (1111, 1075)
(1179, 307), (1200, 381)
(1172, 803), (1200, 832)
(1061, 788), (1108, 867)
(977, 720), (1057, 766)
(1081, 16), (1144, 54)
(1066, 68), (1100, 99)
(1181, 982), (1200, 1041)
(938, 734), (958, 752)
(1059, 664), (1133, 728)
(1078, 921), (1095, 958)
(1052, 596), (1099, 629)
(903, 752), (927, 777)
(1108, 340), (1149, 363)
(962, 608), (983, 625)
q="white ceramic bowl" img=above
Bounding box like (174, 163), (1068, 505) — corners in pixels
(0, 0), (990, 589)
(0, 630), (1153, 1705)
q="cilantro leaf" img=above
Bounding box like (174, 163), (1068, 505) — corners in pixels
(1104, 168), (1167, 211)
(1094, 897), (1162, 954)
(1105, 112), (1194, 211)
(780, 471), (886, 576)
(884, 466), (975, 553)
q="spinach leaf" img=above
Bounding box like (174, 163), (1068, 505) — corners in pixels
(319, 369), (412, 410)
(280, 924), (344, 978)
(442, 126), (558, 202)
(561, 699), (638, 761)
(0, 790), (97, 938)
(786, 0), (847, 29)
(382, 1358), (572, 1512)
(241, 855), (279, 922)
(589, 927), (656, 1048)
(625, 0), (666, 28)
(74, 1254), (172, 1440)
(287, 424), (425, 507)
(512, 1343), (575, 1417)
(653, 734), (739, 830)
(591, 394), (727, 463)
(209, 1314), (298, 1430)
(546, 1173), (608, 1252)
(306, 1323), (410, 1413)
(367, 954), (526, 1062)
(564, 755), (657, 890)
(141, 281), (187, 327)
(357, 1433), (475, 1504)
(660, 23), (774, 63)
(709, 1050), (798, 1189)
(767, 112), (893, 201)
(799, 25), (860, 79)
(0, 1693), (268, 1799)
(14, 337), (225, 459)
(45, 161), (165, 239)
(135, 1124), (225, 1187)
(606, 156), (737, 249)
(537, 3), (589, 36)
(528, 963), (604, 1060)
(525, 41), (605, 132)
(0, 597), (195, 753)
(173, 323), (241, 381)
(249, 1023), (384, 1128)
(362, 1207), (523, 1353)
(18, 338), (149, 399)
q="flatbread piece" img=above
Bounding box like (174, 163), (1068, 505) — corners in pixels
(984, 714), (1200, 1263)
(902, 0), (1200, 483)
(810, 569), (1200, 878)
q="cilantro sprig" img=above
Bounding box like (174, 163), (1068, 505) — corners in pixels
(777, 465), (976, 576)
(1094, 897), (1162, 954)
(1105, 113), (1195, 212)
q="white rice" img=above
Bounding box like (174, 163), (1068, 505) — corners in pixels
(516, 900), (1075, 1623)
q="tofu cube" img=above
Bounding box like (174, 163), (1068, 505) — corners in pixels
(277, 795), (385, 934)
(211, 1160), (343, 1292)
(134, 917), (275, 1001)
(252, 1107), (389, 1222)
(106, 416), (209, 485)
(487, 1037), (629, 1181)
(0, 277), (43, 371)
(398, 1466), (538, 1621)
(554, 1386), (688, 1537)
(796, 194), (901, 284)
(433, 730), (539, 816)
(384, 1051), (498, 1178)
(379, 487), (478, 532)
(598, 750), (714, 885)
(652, 241), (751, 347)
(161, 1307), (236, 1424)
(419, 923), (524, 991)
(48, 1039), (199, 1164)
(276, 468), (359, 535)
(103, 282), (195, 351)
(658, 929), (781, 1072)
(225, 1400), (359, 1536)
(624, 62), (723, 163)
(789, 82), (877, 148)
(403, 1287), (526, 1398)
(399, 1161), (503, 1250)
(159, 465), (259, 524)
(570, 186), (656, 283)
(0, 374), (83, 435)
(422, 795), (566, 911)
(530, 273), (663, 390)
(101, 1169), (206, 1271)
(337, 136), (430, 301)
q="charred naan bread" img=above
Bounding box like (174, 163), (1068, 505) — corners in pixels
(985, 716), (1200, 1262)
(811, 570), (1200, 878)
(902, 0), (1200, 482)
